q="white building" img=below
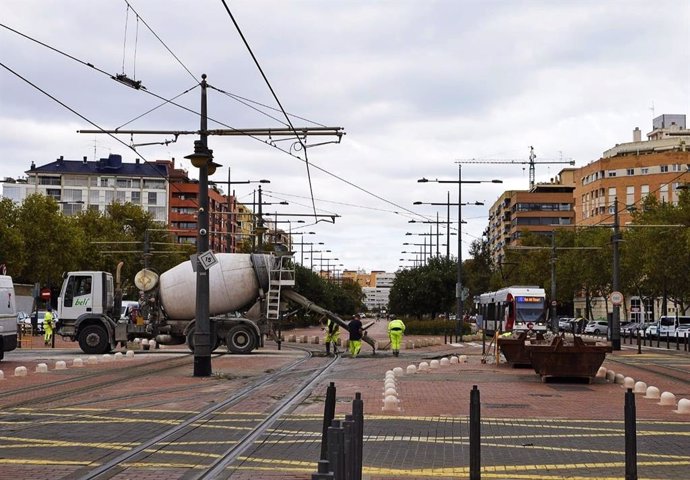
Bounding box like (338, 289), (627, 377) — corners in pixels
(2, 154), (170, 221)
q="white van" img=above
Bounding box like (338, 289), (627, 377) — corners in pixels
(658, 315), (690, 338)
(0, 276), (18, 361)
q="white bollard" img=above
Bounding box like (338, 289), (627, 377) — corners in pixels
(288, 334), (296, 343)
(406, 364), (417, 374)
(596, 367), (607, 378)
(55, 360), (67, 370)
(141, 339), (150, 350)
(126, 350), (135, 359)
(673, 398), (690, 414)
(0, 370), (4, 380)
(149, 340), (157, 350)
(384, 387), (398, 397)
(101, 354), (112, 362)
(114, 352), (124, 361)
(643, 386), (660, 399)
(633, 381), (648, 394)
(384, 379), (396, 390)
(658, 392), (676, 406)
(614, 373), (625, 385)
(87, 356), (98, 365)
(450, 356), (459, 365)
(440, 357), (450, 367)
(385, 370), (395, 377)
(459, 355), (468, 363)
(418, 361), (429, 372)
(605, 370), (616, 382)
(622, 377), (635, 389)
(382, 394), (400, 411)
(393, 367), (404, 377)
(14, 366), (28, 377)
(73, 358), (84, 367)
(35, 363), (48, 373)
(429, 360), (440, 370)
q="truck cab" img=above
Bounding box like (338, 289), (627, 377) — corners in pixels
(58, 271), (118, 353)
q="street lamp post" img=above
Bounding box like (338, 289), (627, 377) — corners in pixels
(185, 74), (221, 377)
(419, 165), (501, 342)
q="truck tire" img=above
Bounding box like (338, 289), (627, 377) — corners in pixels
(226, 325), (256, 354)
(79, 325), (110, 354)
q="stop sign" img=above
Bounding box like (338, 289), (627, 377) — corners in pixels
(40, 288), (51, 301)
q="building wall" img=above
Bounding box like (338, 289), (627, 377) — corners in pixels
(575, 150), (689, 226)
(487, 172), (576, 266)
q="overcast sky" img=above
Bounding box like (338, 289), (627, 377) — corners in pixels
(1, 1), (688, 273)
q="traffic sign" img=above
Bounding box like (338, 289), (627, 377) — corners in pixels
(40, 288), (51, 301)
(551, 300), (557, 307)
(198, 250), (219, 271)
(610, 291), (624, 306)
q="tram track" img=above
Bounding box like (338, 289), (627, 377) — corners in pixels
(0, 353), (201, 409)
(69, 346), (336, 480)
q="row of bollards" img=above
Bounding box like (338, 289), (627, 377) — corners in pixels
(0, 351), (137, 380)
(620, 330), (689, 352)
(313, 383), (364, 480)
(313, 382), (676, 480)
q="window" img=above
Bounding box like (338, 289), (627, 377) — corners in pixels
(100, 177), (114, 187)
(641, 185), (649, 199)
(626, 168), (634, 175)
(640, 168), (649, 174)
(143, 179), (166, 189)
(90, 190), (100, 204)
(46, 188), (61, 200)
(38, 176), (61, 185)
(626, 186), (634, 209)
(660, 165), (669, 173)
(115, 191), (126, 203)
(131, 191), (141, 204)
(672, 164), (682, 172)
(607, 170), (617, 177)
(63, 189), (83, 203)
(105, 191), (114, 203)
(148, 192), (157, 205)
(660, 184), (669, 203)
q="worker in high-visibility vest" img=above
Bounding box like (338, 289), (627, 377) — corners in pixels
(387, 318), (406, 357)
(321, 317), (340, 355)
(44, 307), (54, 346)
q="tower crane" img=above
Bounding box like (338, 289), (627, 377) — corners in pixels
(458, 146), (575, 189)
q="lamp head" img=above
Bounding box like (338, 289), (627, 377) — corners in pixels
(417, 178), (429, 183)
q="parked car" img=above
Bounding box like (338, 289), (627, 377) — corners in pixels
(558, 317), (573, 332)
(621, 322), (646, 336)
(674, 324), (690, 339)
(644, 322), (659, 339)
(584, 320), (608, 335)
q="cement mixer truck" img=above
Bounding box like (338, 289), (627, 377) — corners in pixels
(56, 253), (376, 355)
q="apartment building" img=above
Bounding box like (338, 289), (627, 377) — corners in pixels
(576, 114), (690, 226)
(487, 169), (576, 266)
(342, 270), (396, 311)
(8, 154), (171, 221)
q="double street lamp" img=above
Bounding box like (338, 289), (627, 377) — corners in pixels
(418, 165), (502, 341)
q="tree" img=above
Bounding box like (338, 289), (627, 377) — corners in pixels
(0, 198), (26, 276)
(16, 194), (84, 289)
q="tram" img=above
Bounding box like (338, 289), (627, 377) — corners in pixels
(475, 285), (547, 335)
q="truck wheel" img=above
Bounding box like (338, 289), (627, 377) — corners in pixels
(226, 325), (256, 354)
(78, 325), (110, 354)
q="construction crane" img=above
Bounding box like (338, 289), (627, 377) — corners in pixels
(458, 146), (575, 189)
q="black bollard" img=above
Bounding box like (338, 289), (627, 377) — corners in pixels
(470, 385), (481, 480)
(312, 459), (334, 480)
(352, 392), (364, 480)
(637, 330), (641, 354)
(343, 415), (354, 480)
(624, 388), (638, 480)
(328, 420), (345, 480)
(321, 382), (337, 460)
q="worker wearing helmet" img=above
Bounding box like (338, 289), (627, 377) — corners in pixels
(387, 317), (406, 357)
